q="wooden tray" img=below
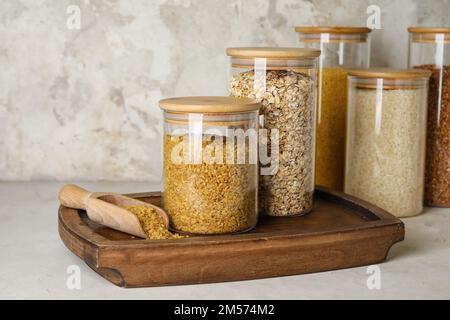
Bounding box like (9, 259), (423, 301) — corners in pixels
(58, 188), (404, 288)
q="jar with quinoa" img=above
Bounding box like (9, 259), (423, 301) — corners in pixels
(159, 96), (260, 235)
(295, 26), (372, 191)
(345, 68), (431, 218)
(408, 27), (450, 207)
(226, 47), (320, 216)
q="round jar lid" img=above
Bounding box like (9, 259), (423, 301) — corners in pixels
(347, 68), (432, 80)
(408, 27), (450, 43)
(226, 47), (321, 59)
(408, 27), (450, 34)
(159, 96), (260, 113)
(295, 26), (371, 34)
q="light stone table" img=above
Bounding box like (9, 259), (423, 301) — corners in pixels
(0, 182), (449, 300)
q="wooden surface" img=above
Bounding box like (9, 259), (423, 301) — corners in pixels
(58, 188), (405, 288)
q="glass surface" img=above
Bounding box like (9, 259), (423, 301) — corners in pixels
(345, 77), (428, 217)
(298, 32), (370, 191)
(408, 33), (450, 206)
(162, 110), (259, 235)
(228, 57), (318, 216)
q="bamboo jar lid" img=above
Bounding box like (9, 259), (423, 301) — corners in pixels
(295, 26), (371, 34)
(226, 47), (321, 59)
(295, 26), (371, 43)
(408, 27), (450, 34)
(348, 68), (432, 89)
(348, 68), (432, 80)
(226, 47), (320, 69)
(408, 27), (450, 43)
(159, 96), (260, 113)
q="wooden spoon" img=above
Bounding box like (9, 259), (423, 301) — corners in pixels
(58, 184), (170, 238)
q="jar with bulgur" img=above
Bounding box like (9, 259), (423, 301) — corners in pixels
(295, 26), (372, 191)
(226, 47), (320, 216)
(159, 96), (260, 235)
(408, 27), (450, 207)
(345, 68), (431, 218)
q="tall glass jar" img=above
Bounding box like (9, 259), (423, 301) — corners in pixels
(408, 27), (450, 207)
(159, 96), (260, 235)
(295, 26), (371, 191)
(345, 68), (431, 218)
(226, 47), (320, 217)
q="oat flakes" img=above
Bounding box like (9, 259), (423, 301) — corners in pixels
(229, 70), (315, 216)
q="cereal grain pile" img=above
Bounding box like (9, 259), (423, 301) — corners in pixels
(315, 67), (348, 191)
(415, 65), (450, 207)
(345, 88), (427, 217)
(127, 205), (185, 240)
(229, 70), (315, 216)
(163, 135), (258, 234)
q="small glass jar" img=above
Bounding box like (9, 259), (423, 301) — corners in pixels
(345, 68), (431, 218)
(295, 26), (372, 191)
(226, 47), (320, 217)
(408, 27), (450, 207)
(159, 96), (260, 235)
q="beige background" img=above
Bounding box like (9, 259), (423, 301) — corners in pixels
(1, 0), (449, 182)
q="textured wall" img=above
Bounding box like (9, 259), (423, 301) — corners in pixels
(1, 0), (449, 181)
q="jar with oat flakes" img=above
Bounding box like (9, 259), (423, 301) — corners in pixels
(408, 27), (450, 207)
(159, 96), (260, 235)
(226, 47), (320, 216)
(295, 26), (371, 191)
(345, 68), (431, 217)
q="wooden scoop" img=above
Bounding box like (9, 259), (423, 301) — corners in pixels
(58, 184), (170, 238)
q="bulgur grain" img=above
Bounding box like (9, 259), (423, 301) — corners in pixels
(126, 205), (185, 240)
(163, 135), (258, 234)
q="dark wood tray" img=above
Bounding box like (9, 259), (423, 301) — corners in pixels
(58, 188), (404, 288)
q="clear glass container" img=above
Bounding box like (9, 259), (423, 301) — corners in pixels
(345, 68), (431, 217)
(226, 47), (320, 217)
(408, 27), (450, 207)
(159, 96), (260, 235)
(295, 26), (371, 191)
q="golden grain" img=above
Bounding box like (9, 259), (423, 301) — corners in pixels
(163, 135), (258, 234)
(126, 205), (185, 239)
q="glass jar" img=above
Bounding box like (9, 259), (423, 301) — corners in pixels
(345, 68), (431, 217)
(159, 96), (260, 235)
(408, 27), (450, 207)
(226, 47), (320, 217)
(295, 26), (371, 191)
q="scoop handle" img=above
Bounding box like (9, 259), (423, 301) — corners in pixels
(58, 184), (92, 210)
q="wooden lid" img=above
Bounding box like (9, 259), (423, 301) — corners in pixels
(159, 96), (260, 113)
(408, 27), (450, 34)
(295, 26), (371, 34)
(226, 47), (321, 59)
(347, 68), (432, 80)
(408, 27), (450, 43)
